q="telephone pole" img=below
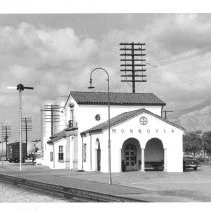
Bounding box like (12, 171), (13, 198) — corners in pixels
(41, 105), (61, 137)
(0, 122), (3, 167)
(120, 42), (147, 93)
(21, 117), (32, 157)
(2, 126), (11, 160)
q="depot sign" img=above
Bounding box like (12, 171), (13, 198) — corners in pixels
(111, 128), (176, 135)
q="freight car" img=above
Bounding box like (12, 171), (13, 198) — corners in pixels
(7, 142), (27, 163)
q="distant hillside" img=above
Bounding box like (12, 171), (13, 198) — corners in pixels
(168, 99), (211, 131)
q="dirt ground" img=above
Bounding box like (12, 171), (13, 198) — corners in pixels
(1, 162), (211, 202)
(0, 181), (67, 202)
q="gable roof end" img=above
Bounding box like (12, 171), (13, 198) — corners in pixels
(81, 108), (185, 136)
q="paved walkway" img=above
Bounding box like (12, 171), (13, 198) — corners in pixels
(0, 163), (208, 202)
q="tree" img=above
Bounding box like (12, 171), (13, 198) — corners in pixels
(183, 131), (202, 156)
(201, 131), (211, 155)
(28, 140), (40, 162)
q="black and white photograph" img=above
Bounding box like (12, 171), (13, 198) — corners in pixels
(0, 0), (211, 206)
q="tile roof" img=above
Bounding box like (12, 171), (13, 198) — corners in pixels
(81, 108), (185, 136)
(70, 91), (166, 106)
(47, 127), (78, 144)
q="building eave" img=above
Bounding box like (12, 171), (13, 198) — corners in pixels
(47, 128), (78, 144)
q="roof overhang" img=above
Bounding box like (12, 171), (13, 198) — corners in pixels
(47, 128), (78, 144)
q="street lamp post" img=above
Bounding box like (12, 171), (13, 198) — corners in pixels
(8, 84), (34, 171)
(88, 67), (112, 185)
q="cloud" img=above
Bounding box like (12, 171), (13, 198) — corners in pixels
(0, 22), (99, 141)
(0, 22), (99, 94)
(146, 14), (211, 56)
(1, 14), (211, 142)
(96, 14), (211, 107)
(37, 26), (98, 66)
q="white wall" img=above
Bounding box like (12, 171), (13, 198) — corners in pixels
(45, 143), (54, 168)
(77, 104), (162, 132)
(82, 112), (184, 173)
(72, 101), (162, 171)
(43, 95), (182, 172)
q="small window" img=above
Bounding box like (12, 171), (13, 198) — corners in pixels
(50, 152), (53, 162)
(95, 114), (101, 121)
(58, 146), (64, 162)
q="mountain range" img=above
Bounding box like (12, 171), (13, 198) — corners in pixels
(168, 98), (211, 131)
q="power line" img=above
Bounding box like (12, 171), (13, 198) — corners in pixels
(160, 48), (211, 66)
(148, 44), (211, 68)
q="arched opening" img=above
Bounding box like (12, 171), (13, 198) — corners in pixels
(121, 138), (141, 172)
(95, 139), (101, 171)
(145, 138), (164, 171)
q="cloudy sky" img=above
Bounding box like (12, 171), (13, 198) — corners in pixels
(1, 13), (211, 149)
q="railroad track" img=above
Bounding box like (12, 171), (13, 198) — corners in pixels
(0, 174), (144, 202)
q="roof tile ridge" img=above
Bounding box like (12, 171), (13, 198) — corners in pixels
(70, 91), (153, 94)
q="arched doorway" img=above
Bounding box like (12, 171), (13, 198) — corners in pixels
(96, 139), (101, 171)
(145, 138), (164, 171)
(122, 138), (141, 172)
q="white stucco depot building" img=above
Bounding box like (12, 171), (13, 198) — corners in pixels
(41, 91), (185, 172)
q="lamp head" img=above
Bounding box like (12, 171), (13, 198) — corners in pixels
(88, 78), (95, 89)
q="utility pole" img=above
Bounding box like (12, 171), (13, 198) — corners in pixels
(21, 117), (32, 157)
(40, 108), (43, 155)
(162, 110), (173, 119)
(120, 42), (147, 93)
(41, 104), (61, 170)
(0, 122), (3, 167)
(2, 126), (11, 160)
(41, 105), (61, 137)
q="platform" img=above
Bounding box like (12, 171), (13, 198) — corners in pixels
(0, 163), (196, 202)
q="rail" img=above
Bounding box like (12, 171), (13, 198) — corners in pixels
(0, 174), (145, 202)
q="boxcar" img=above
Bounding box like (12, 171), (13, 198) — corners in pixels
(7, 142), (27, 163)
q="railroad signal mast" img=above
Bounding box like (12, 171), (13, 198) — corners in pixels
(7, 83), (34, 171)
(120, 42), (147, 93)
(42, 105), (61, 137)
(21, 117), (32, 157)
(2, 125), (11, 160)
